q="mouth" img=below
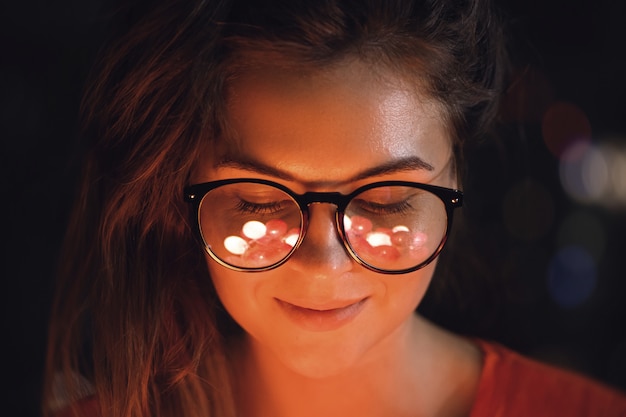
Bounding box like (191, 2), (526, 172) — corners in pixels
(275, 297), (368, 332)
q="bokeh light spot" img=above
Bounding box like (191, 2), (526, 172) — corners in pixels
(547, 246), (596, 309)
(560, 140), (626, 207)
(610, 146), (626, 203)
(582, 147), (609, 200)
(542, 101), (591, 158)
(557, 211), (606, 262)
(598, 141), (626, 208)
(499, 66), (555, 123)
(560, 141), (590, 201)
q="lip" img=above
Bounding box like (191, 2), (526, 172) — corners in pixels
(276, 297), (368, 332)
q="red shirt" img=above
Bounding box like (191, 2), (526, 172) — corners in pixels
(53, 340), (626, 416)
(470, 340), (626, 416)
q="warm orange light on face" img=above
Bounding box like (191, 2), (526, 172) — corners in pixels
(196, 59), (454, 379)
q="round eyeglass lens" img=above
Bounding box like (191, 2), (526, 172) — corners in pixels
(198, 182), (303, 269)
(343, 185), (448, 272)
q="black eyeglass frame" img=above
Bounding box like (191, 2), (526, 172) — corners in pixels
(184, 178), (463, 274)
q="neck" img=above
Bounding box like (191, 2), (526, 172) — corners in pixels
(232, 314), (481, 417)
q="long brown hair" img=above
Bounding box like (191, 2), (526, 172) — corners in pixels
(43, 1), (507, 416)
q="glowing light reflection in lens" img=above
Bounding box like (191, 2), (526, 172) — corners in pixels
(221, 214), (432, 270)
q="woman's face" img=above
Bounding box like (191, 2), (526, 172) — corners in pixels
(193, 59), (456, 378)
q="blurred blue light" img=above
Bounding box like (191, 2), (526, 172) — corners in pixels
(547, 246), (597, 308)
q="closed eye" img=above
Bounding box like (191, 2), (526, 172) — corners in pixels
(350, 199), (414, 215)
(235, 199), (290, 215)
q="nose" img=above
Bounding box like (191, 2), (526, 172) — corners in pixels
(287, 203), (354, 274)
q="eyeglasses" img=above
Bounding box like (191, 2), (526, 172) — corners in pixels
(184, 178), (462, 274)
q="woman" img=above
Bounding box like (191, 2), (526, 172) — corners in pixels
(44, 1), (626, 416)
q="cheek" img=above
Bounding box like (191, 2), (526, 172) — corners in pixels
(381, 260), (437, 318)
(206, 258), (261, 328)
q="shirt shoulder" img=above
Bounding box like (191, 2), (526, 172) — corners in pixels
(469, 339), (626, 417)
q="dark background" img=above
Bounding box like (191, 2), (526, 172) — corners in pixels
(2, 1), (625, 416)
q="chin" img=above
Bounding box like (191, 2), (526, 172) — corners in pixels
(274, 340), (369, 380)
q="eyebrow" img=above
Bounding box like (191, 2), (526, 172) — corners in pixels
(215, 155), (434, 184)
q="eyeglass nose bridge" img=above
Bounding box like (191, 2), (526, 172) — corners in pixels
(290, 191), (356, 266)
(296, 191), (352, 209)
(295, 190), (352, 237)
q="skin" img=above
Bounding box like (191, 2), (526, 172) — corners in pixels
(192, 59), (482, 417)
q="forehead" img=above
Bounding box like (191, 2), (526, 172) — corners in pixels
(206, 59), (452, 187)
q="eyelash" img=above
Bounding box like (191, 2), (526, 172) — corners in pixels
(353, 200), (414, 215)
(235, 200), (286, 215)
